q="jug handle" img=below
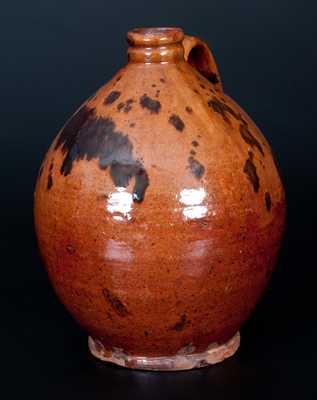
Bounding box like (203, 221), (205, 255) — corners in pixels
(182, 35), (223, 92)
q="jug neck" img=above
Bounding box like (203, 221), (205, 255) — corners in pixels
(127, 27), (185, 64)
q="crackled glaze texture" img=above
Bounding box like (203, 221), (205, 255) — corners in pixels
(34, 27), (286, 370)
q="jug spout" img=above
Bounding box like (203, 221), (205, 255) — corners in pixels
(127, 27), (185, 64)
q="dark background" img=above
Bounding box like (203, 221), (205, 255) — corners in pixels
(1, 0), (316, 398)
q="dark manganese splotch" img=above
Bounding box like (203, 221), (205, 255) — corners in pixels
(54, 106), (149, 202)
(47, 175), (53, 190)
(208, 96), (247, 126)
(243, 152), (260, 192)
(104, 91), (121, 105)
(265, 192), (272, 211)
(66, 245), (75, 254)
(185, 106), (193, 114)
(208, 97), (230, 123)
(188, 156), (205, 179)
(140, 94), (161, 114)
(209, 72), (220, 85)
(208, 97), (266, 157)
(117, 98), (134, 113)
(169, 114), (185, 132)
(192, 140), (199, 147)
(169, 314), (190, 332)
(239, 124), (264, 156)
(102, 288), (129, 317)
(47, 162), (54, 190)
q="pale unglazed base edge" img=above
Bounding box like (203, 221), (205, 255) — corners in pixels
(88, 331), (240, 371)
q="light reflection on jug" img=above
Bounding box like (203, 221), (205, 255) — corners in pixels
(105, 239), (134, 264)
(182, 239), (212, 277)
(106, 239), (134, 287)
(177, 188), (208, 220)
(107, 187), (133, 221)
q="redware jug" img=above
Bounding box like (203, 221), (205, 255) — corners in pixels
(34, 27), (286, 371)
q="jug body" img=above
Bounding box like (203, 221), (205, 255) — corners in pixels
(34, 27), (285, 370)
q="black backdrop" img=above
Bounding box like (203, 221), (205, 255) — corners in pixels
(1, 1), (316, 399)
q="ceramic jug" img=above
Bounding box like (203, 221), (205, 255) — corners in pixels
(34, 27), (286, 371)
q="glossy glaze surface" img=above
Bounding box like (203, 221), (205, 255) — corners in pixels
(34, 27), (285, 367)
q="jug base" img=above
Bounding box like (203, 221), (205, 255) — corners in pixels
(88, 331), (240, 371)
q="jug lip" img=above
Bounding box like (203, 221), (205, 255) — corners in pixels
(127, 27), (184, 47)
